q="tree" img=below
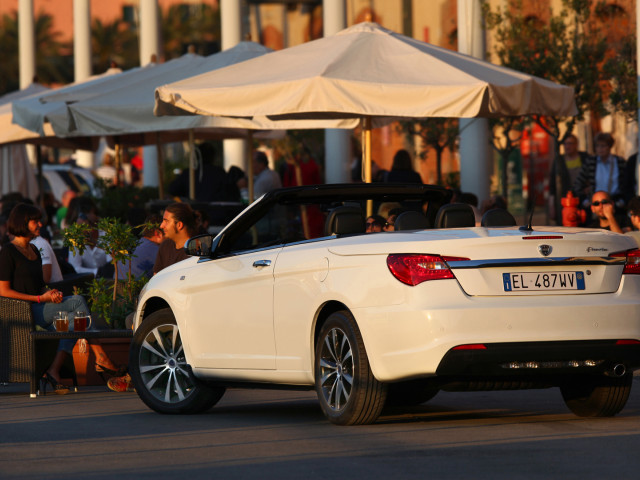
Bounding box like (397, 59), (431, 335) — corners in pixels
(160, 3), (221, 59)
(92, 18), (139, 72)
(482, 0), (634, 215)
(397, 118), (458, 186)
(604, 31), (637, 122)
(0, 11), (69, 95)
(483, 0), (612, 145)
(488, 117), (526, 199)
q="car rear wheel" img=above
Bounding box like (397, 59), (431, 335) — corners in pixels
(129, 309), (225, 414)
(560, 373), (632, 417)
(315, 310), (387, 425)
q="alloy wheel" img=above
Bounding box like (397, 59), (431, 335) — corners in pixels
(318, 327), (354, 411)
(137, 323), (195, 404)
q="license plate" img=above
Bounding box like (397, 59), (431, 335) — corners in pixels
(503, 271), (585, 291)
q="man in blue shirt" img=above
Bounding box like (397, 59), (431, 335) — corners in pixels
(116, 214), (163, 281)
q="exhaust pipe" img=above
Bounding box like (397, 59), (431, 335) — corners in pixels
(608, 364), (626, 377)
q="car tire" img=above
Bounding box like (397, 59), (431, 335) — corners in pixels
(560, 373), (632, 417)
(315, 310), (387, 425)
(386, 379), (439, 407)
(129, 308), (225, 414)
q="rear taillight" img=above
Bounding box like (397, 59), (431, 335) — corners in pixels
(387, 254), (469, 286)
(610, 249), (640, 274)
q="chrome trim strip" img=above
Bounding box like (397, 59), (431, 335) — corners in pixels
(447, 257), (625, 269)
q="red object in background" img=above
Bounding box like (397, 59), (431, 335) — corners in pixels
(561, 191), (586, 227)
(520, 124), (550, 157)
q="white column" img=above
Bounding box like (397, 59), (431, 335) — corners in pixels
(221, 0), (246, 172)
(140, 0), (160, 187)
(323, 0), (350, 184)
(18, 0), (37, 169)
(636, 0), (640, 195)
(457, 0), (490, 204)
(73, 0), (91, 80)
(73, 0), (94, 169)
(18, 0), (36, 89)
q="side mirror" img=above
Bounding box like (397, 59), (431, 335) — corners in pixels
(184, 234), (216, 257)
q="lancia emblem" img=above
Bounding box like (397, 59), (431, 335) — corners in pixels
(538, 244), (552, 256)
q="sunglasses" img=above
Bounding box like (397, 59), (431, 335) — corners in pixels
(591, 200), (611, 206)
(628, 212), (640, 218)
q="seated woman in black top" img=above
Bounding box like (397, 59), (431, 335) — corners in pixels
(0, 203), (122, 394)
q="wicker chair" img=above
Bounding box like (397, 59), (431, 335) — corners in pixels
(0, 296), (77, 397)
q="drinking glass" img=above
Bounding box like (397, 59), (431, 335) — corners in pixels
(54, 311), (69, 332)
(73, 310), (92, 332)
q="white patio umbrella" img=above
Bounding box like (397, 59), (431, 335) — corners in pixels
(14, 43), (302, 199)
(155, 22), (578, 184)
(0, 84), (98, 202)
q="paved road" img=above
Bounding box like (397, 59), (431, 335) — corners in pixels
(2, 378), (640, 480)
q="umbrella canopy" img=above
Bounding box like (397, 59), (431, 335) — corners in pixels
(155, 22), (577, 125)
(58, 42), (351, 140)
(0, 84), (97, 150)
(0, 83), (49, 145)
(155, 22), (577, 196)
(12, 68), (122, 137)
(54, 43), (281, 138)
(0, 145), (38, 201)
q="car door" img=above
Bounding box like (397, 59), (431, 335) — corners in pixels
(184, 246), (282, 370)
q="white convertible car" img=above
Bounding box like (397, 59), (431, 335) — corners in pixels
(130, 184), (640, 425)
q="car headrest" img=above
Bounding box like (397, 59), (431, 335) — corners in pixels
(434, 203), (476, 228)
(481, 208), (517, 227)
(394, 210), (431, 231)
(324, 206), (365, 236)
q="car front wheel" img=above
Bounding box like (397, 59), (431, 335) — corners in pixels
(315, 310), (387, 425)
(560, 373), (632, 417)
(129, 308), (225, 414)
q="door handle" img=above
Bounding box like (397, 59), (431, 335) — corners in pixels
(253, 259), (272, 268)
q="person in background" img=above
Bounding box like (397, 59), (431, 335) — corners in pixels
(383, 214), (397, 232)
(31, 231), (63, 284)
(116, 213), (163, 281)
(94, 151), (118, 186)
(624, 196), (640, 246)
(61, 195), (97, 230)
(587, 190), (626, 233)
(573, 132), (631, 212)
(56, 190), (76, 230)
(365, 215), (386, 233)
(68, 211), (112, 278)
(385, 149), (423, 184)
(549, 134), (588, 225)
(153, 203), (197, 275)
(168, 142), (231, 202)
(227, 165), (247, 203)
(253, 150), (282, 198)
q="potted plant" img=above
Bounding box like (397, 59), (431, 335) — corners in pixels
(63, 217), (149, 329)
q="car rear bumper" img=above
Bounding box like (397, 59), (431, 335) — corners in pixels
(436, 340), (640, 377)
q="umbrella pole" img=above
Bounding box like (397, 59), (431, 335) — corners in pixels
(248, 131), (255, 203)
(36, 145), (44, 209)
(189, 129), (195, 200)
(114, 143), (122, 187)
(362, 117), (373, 216)
(155, 133), (165, 199)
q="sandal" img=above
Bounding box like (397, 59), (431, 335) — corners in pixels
(95, 363), (128, 377)
(40, 373), (69, 395)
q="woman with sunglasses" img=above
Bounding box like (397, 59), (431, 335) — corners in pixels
(588, 191), (626, 233)
(365, 215), (385, 233)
